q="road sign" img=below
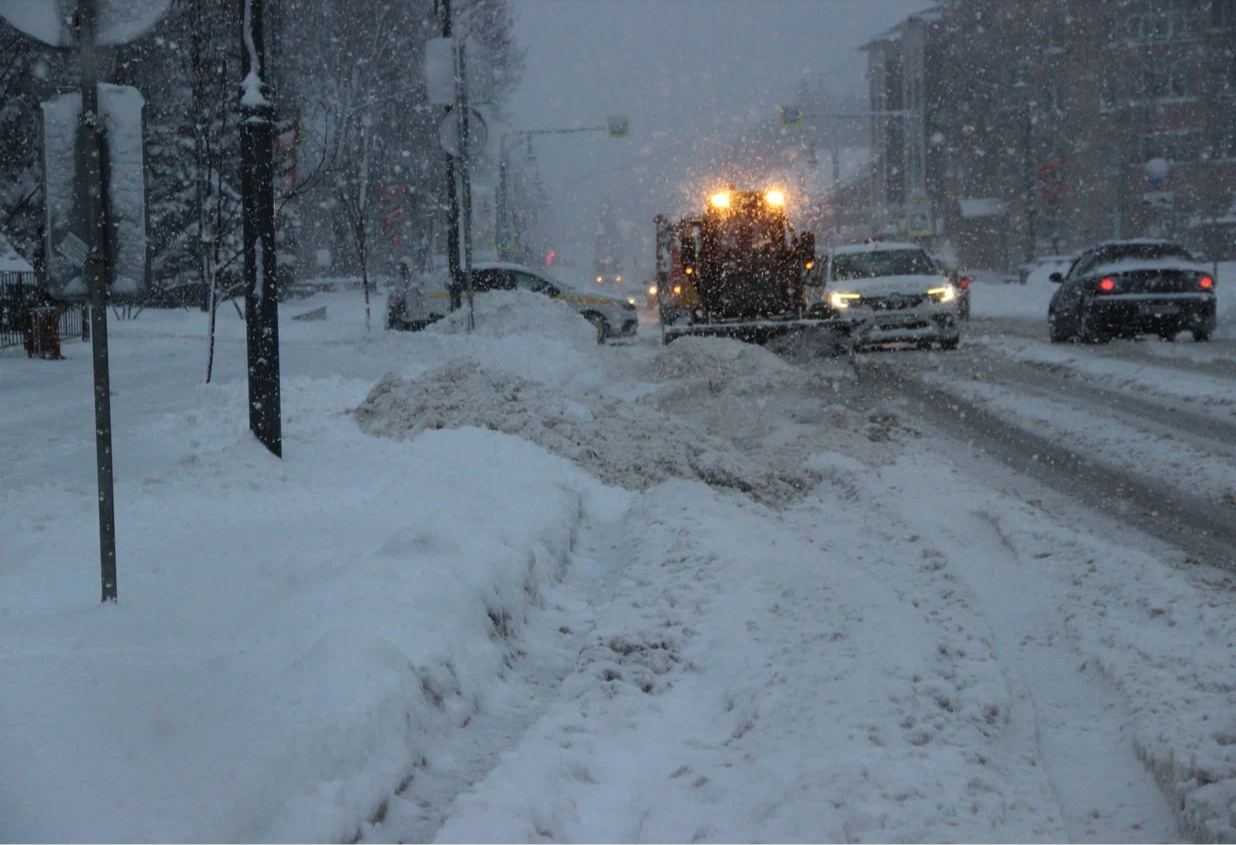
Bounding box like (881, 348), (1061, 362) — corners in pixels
(779, 104), (804, 128)
(0, 0), (171, 48)
(425, 37), (456, 106)
(424, 37), (494, 106)
(438, 107), (488, 157)
(606, 115), (630, 138)
(906, 192), (934, 237)
(41, 83), (150, 302)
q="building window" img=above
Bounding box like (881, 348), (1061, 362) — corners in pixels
(1141, 131), (1203, 162)
(1211, 0), (1234, 29)
(1136, 51), (1201, 99)
(1128, 0), (1205, 41)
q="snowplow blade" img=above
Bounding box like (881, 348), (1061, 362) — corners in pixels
(661, 318), (849, 353)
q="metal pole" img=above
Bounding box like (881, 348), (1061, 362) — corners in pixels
(497, 132), (508, 262)
(454, 37), (475, 330)
(440, 0), (462, 311)
(1023, 106), (1036, 265)
(239, 0), (282, 458)
(78, 0), (117, 603)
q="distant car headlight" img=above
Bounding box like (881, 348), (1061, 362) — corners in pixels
(627, 296), (637, 305)
(830, 292), (860, 309)
(648, 285), (658, 296)
(928, 283), (956, 303)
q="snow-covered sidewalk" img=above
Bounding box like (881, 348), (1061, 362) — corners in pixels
(2, 290), (1233, 842)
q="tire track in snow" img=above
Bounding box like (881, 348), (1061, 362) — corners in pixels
(356, 511), (634, 844)
(882, 489), (1183, 843)
(851, 360), (1236, 572)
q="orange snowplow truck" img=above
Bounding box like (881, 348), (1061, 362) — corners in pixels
(654, 188), (817, 345)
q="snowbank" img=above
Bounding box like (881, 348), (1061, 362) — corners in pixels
(0, 375), (624, 842)
(970, 273), (1057, 320)
(353, 358), (816, 504)
(428, 289), (598, 348)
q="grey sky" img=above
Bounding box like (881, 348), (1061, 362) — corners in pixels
(505, 0), (934, 275)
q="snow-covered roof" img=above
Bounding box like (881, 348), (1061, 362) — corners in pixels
(861, 4), (943, 50)
(958, 198), (1006, 219)
(831, 241), (924, 256)
(0, 232), (34, 274)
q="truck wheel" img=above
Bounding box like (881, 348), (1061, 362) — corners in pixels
(1193, 329), (1212, 342)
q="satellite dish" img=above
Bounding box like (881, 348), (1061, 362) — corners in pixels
(0, 0), (173, 49)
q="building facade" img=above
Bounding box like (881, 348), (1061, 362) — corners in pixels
(858, 0), (1236, 269)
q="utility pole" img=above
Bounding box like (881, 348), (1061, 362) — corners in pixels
(239, 0), (282, 458)
(454, 36), (475, 329)
(439, 0), (462, 310)
(1022, 105), (1037, 265)
(77, 0), (117, 602)
(497, 125), (621, 262)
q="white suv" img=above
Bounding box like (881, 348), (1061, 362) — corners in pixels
(816, 242), (961, 350)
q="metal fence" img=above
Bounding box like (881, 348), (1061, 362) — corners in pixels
(1, 273), (88, 352)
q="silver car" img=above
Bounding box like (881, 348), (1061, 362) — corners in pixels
(387, 262), (638, 343)
(815, 242), (961, 350)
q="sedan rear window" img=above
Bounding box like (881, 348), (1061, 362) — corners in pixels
(832, 249), (938, 282)
(1093, 243), (1195, 265)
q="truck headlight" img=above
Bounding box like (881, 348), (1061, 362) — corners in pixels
(830, 292), (860, 309)
(928, 284), (956, 303)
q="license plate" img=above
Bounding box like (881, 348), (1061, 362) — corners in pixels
(1139, 302), (1179, 316)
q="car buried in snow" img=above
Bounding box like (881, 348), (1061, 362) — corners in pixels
(386, 261), (639, 343)
(1047, 240), (1217, 343)
(814, 241), (961, 350)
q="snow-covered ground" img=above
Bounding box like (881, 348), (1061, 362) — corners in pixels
(2, 288), (1233, 842)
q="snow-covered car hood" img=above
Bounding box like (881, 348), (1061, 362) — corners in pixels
(830, 274), (950, 297)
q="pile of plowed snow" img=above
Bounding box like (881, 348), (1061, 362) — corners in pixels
(353, 359), (817, 504)
(647, 336), (800, 387)
(428, 289), (598, 348)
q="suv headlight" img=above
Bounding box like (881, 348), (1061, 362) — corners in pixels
(830, 292), (861, 309)
(928, 284), (956, 303)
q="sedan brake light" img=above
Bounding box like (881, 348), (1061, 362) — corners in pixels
(1200, 275), (1214, 290)
(1097, 277), (1116, 292)
(958, 277), (970, 290)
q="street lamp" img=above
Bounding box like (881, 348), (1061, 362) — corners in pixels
(496, 120), (630, 261)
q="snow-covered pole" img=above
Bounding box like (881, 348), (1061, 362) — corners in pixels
(239, 0), (282, 458)
(453, 37), (475, 330)
(77, 0), (118, 602)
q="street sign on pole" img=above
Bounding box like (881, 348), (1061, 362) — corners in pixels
(8, 0), (173, 603)
(606, 115), (630, 138)
(0, 0), (171, 47)
(437, 106), (487, 157)
(424, 37), (455, 107)
(778, 104), (804, 128)
(41, 83), (150, 302)
(906, 191), (934, 237)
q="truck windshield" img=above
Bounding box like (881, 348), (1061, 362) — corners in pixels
(831, 249), (937, 281)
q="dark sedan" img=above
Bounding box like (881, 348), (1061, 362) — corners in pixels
(1048, 240), (1217, 343)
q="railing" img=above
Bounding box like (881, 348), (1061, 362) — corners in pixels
(0, 273), (89, 352)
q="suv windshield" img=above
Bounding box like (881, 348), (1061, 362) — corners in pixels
(832, 249), (937, 282)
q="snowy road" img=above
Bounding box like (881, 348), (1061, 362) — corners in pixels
(852, 348), (1236, 570)
(3, 294), (1235, 843)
